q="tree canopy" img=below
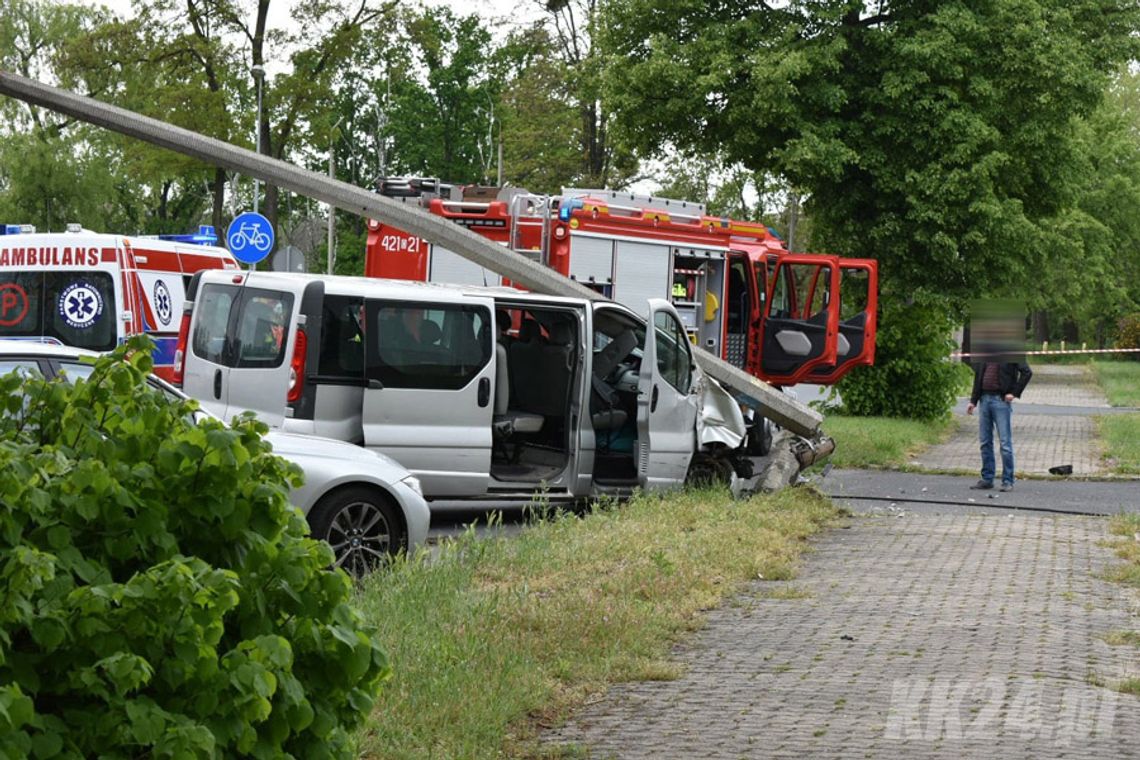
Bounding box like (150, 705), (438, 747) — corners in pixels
(602, 0), (1140, 303)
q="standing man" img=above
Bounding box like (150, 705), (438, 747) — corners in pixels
(967, 359), (1032, 491)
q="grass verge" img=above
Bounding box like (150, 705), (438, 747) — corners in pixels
(1095, 414), (1140, 475)
(351, 487), (838, 759)
(1102, 514), (1140, 590)
(1103, 630), (1140, 647)
(1089, 360), (1140, 407)
(819, 414), (957, 469)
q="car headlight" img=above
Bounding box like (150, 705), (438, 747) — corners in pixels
(400, 475), (423, 496)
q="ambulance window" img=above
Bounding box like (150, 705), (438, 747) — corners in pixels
(192, 284), (239, 364)
(235, 291), (294, 368)
(366, 301), (491, 390)
(0, 273), (116, 352)
(318, 295), (365, 380)
(47, 273), (117, 352)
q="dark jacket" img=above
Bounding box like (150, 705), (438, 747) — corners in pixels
(971, 361), (1033, 405)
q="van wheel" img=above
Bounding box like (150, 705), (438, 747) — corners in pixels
(686, 453), (734, 488)
(308, 487), (405, 577)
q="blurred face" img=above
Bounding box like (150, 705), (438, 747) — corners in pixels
(970, 299), (1025, 360)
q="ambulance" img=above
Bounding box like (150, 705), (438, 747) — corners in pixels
(0, 224), (240, 380)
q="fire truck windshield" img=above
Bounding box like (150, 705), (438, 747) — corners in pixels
(0, 271), (117, 352)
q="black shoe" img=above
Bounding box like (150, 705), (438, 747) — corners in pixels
(1000, 483), (1014, 492)
(970, 480), (994, 490)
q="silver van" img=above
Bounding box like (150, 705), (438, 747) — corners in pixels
(176, 272), (747, 500)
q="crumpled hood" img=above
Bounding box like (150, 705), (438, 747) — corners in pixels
(696, 372), (747, 449)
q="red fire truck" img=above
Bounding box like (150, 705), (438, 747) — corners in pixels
(364, 180), (876, 388)
(0, 223), (240, 381)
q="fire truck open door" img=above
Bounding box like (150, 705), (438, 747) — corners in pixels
(756, 255), (841, 386)
(638, 299), (700, 490)
(807, 259), (878, 384)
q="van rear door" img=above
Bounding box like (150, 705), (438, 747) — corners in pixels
(183, 278), (240, 418)
(183, 274), (299, 426)
(638, 299), (699, 490)
(361, 294), (496, 497)
(225, 285), (297, 428)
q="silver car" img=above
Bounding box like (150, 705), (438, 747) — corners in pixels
(0, 340), (431, 576)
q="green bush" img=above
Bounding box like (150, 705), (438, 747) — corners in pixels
(0, 339), (388, 758)
(1116, 313), (1140, 359)
(836, 296), (961, 420)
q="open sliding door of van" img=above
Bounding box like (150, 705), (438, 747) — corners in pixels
(807, 259), (878, 384)
(757, 254), (841, 386)
(637, 299), (699, 490)
(361, 295), (496, 497)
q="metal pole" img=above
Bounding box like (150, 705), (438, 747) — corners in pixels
(252, 65), (265, 214)
(0, 69), (823, 436)
(327, 137), (335, 275)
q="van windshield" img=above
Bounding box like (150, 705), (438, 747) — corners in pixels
(0, 271), (117, 351)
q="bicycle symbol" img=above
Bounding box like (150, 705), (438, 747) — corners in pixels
(229, 222), (272, 253)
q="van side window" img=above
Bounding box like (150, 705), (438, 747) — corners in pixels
(235, 292), (294, 368)
(318, 295), (365, 380)
(653, 310), (693, 394)
(366, 301), (490, 390)
(192, 284), (239, 363)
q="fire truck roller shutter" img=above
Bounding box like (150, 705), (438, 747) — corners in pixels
(429, 246), (501, 287)
(568, 236), (614, 286)
(613, 241), (670, 316)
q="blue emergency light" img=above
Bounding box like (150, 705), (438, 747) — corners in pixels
(558, 199), (584, 222)
(1, 224), (36, 235)
(156, 225), (219, 245)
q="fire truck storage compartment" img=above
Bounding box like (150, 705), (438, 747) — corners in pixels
(670, 249), (725, 354)
(568, 235), (614, 289)
(612, 241), (670, 318)
(429, 246), (503, 287)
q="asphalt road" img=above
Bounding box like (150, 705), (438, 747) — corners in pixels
(815, 467), (1140, 516)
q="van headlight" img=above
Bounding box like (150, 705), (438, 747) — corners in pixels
(400, 475), (423, 496)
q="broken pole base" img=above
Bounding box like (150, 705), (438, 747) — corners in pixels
(756, 433), (836, 494)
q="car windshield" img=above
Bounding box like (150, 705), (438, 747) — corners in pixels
(0, 272), (117, 351)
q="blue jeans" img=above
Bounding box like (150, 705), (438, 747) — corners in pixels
(978, 394), (1014, 486)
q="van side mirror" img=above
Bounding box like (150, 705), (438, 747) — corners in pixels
(368, 378), (384, 390)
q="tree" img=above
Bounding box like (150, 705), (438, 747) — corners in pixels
(0, 0), (122, 231)
(602, 0), (1139, 416)
(384, 7), (502, 182)
(539, 0), (638, 187)
(495, 24), (582, 193)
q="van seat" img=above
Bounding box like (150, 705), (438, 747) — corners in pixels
(511, 320), (573, 416)
(494, 343), (542, 435)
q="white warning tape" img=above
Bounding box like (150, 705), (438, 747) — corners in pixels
(952, 348), (1140, 358)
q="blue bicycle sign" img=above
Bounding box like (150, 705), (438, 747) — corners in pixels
(226, 212), (275, 264)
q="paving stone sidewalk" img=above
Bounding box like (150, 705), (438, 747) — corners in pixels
(914, 364), (1110, 476)
(544, 515), (1140, 759)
